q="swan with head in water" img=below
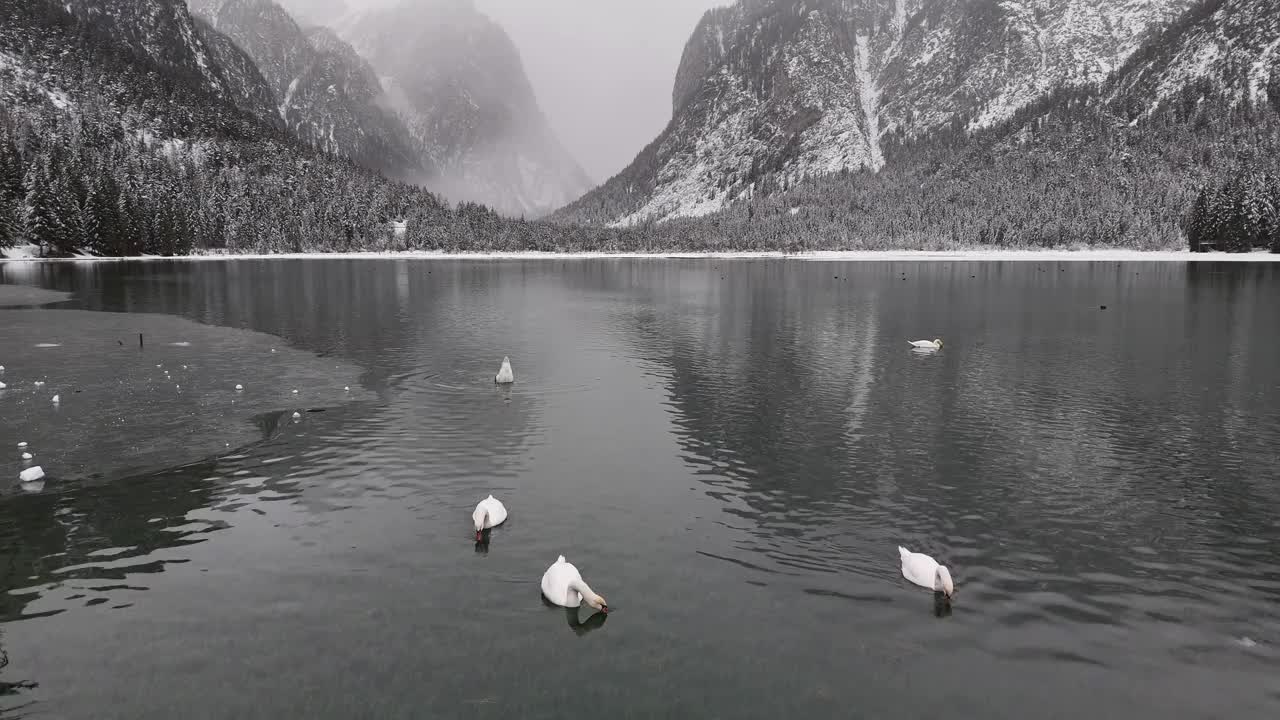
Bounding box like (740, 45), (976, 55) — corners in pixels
(472, 495), (508, 541)
(495, 356), (514, 385)
(899, 546), (955, 600)
(541, 555), (608, 614)
(908, 339), (943, 350)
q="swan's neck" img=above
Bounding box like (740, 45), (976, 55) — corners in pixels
(569, 578), (599, 606)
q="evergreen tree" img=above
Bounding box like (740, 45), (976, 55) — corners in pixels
(23, 160), (63, 254)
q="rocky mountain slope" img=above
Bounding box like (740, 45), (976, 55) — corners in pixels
(0, 0), (461, 256)
(190, 0), (421, 178)
(335, 0), (592, 218)
(624, 0), (1280, 251)
(555, 0), (1199, 226)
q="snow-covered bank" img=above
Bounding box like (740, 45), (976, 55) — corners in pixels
(3, 248), (1279, 262)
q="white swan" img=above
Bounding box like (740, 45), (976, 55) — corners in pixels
(495, 356), (514, 385)
(541, 555), (608, 613)
(908, 339), (943, 350)
(899, 546), (955, 598)
(472, 494), (508, 540)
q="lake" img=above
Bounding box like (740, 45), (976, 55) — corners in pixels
(1, 258), (1279, 719)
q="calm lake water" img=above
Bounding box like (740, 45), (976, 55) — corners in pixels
(1, 259), (1279, 719)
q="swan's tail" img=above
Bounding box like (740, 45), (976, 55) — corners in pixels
(898, 546), (911, 561)
(557, 555), (566, 564)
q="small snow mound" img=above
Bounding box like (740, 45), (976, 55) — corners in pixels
(19, 466), (44, 483)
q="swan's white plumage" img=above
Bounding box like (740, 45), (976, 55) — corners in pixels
(495, 357), (514, 384)
(541, 555), (604, 610)
(908, 339), (943, 350)
(472, 495), (508, 532)
(899, 546), (954, 596)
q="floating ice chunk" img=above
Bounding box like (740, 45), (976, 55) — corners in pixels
(156, 364), (162, 368)
(344, 386), (350, 392)
(17, 442), (27, 448)
(35, 343), (61, 348)
(182, 365), (188, 370)
(1238, 637), (1258, 648)
(51, 394), (60, 404)
(0, 382), (6, 390)
(0, 365), (5, 371)
(292, 389), (299, 394)
(292, 412), (301, 421)
(34, 381), (44, 387)
(19, 466), (44, 483)
(271, 348), (276, 353)
(21, 452), (32, 460)
(170, 342), (192, 347)
(235, 384), (244, 391)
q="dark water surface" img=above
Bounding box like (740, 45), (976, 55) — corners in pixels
(1, 259), (1278, 719)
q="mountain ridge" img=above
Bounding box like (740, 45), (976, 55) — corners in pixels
(554, 0), (1206, 227)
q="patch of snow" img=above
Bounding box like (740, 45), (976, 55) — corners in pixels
(1250, 36), (1280, 105)
(1, 244), (41, 260)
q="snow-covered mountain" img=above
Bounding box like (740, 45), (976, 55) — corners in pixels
(556, 0), (1199, 226)
(335, 0), (593, 218)
(190, 0), (421, 177)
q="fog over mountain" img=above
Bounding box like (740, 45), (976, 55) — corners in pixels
(277, 0), (725, 182)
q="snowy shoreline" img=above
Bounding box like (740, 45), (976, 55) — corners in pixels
(3, 246), (1279, 263)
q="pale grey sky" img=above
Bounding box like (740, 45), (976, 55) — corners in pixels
(475, 0), (725, 182)
(280, 0), (727, 182)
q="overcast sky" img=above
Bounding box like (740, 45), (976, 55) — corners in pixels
(283, 0), (726, 182)
(476, 0), (725, 182)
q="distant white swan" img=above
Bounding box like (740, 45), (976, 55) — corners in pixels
(541, 556), (608, 613)
(909, 339), (943, 350)
(472, 494), (509, 541)
(899, 546), (955, 599)
(495, 356), (515, 385)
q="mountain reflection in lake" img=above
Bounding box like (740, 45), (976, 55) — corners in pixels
(0, 259), (1278, 719)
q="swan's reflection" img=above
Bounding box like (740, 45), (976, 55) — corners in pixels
(541, 595), (608, 636)
(933, 592), (953, 618)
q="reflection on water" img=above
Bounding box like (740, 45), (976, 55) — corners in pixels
(0, 259), (1278, 719)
